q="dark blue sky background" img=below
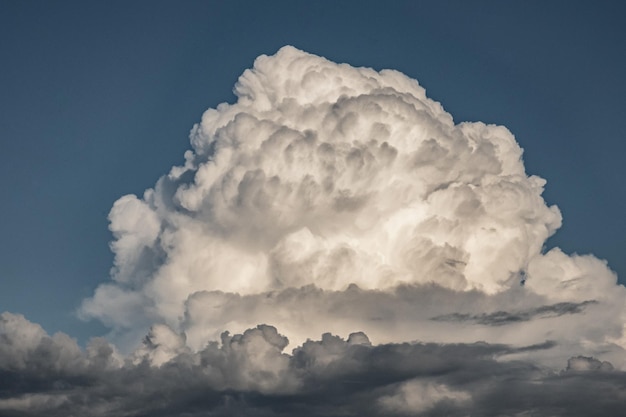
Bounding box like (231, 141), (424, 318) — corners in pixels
(1, 1), (625, 344)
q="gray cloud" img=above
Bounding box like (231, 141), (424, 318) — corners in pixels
(432, 300), (598, 326)
(1, 314), (624, 417)
(75, 47), (626, 364)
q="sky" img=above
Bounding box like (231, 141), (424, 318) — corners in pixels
(1, 1), (626, 416)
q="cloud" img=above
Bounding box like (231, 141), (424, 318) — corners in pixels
(73, 46), (625, 359)
(377, 380), (471, 414)
(1, 315), (626, 416)
(431, 300), (598, 326)
(566, 355), (614, 372)
(3, 46), (626, 414)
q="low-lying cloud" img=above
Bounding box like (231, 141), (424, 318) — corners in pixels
(1, 312), (625, 417)
(2, 46), (626, 415)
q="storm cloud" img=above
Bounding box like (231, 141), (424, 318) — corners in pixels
(3, 47), (626, 415)
(2, 313), (625, 417)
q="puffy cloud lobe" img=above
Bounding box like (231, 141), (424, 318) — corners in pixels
(108, 194), (162, 285)
(0, 312), (120, 373)
(566, 355), (614, 372)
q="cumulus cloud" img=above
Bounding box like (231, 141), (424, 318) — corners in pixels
(74, 46), (625, 360)
(3, 46), (626, 415)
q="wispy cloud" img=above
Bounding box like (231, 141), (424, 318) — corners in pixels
(432, 300), (598, 326)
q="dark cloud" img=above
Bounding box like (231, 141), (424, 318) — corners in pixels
(431, 300), (597, 326)
(1, 314), (624, 417)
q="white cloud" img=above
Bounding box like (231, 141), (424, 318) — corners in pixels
(75, 47), (625, 366)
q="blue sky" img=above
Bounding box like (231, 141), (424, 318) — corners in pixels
(1, 0), (625, 346)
